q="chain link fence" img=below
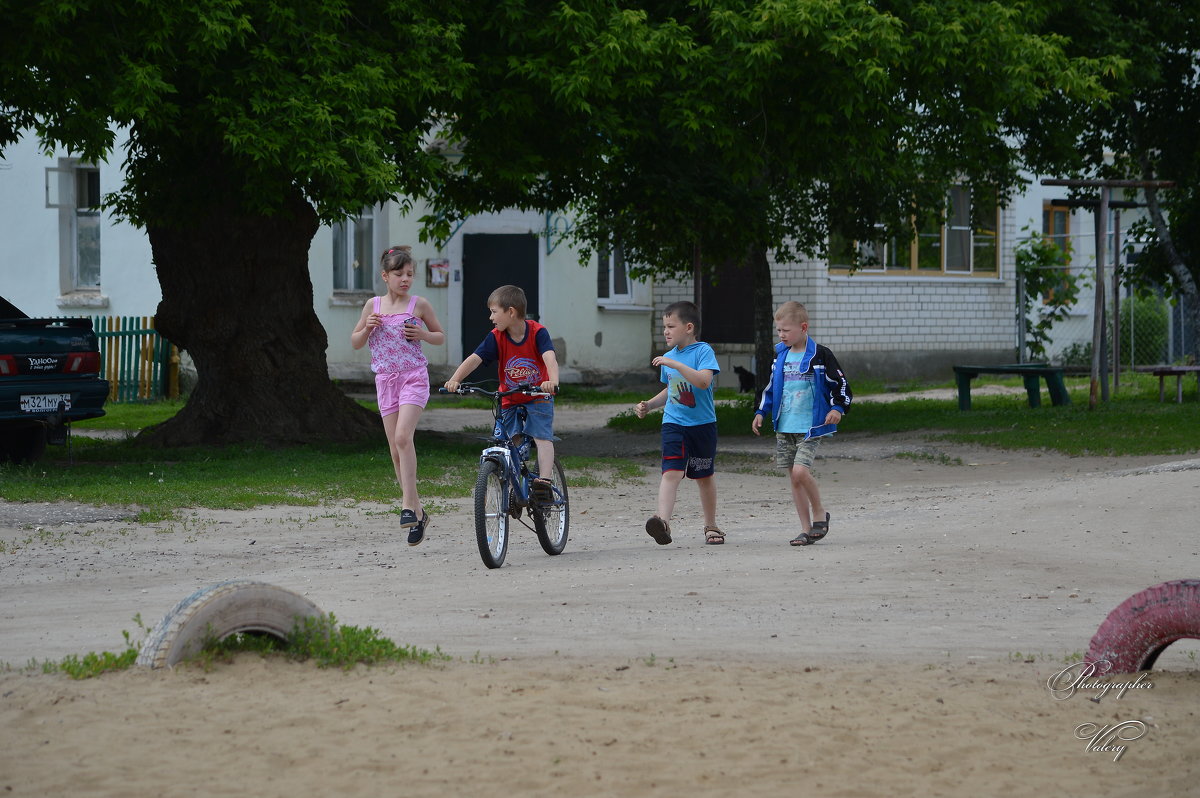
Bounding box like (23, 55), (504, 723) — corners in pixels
(1021, 263), (1197, 367)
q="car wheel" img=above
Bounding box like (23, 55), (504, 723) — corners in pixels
(1, 425), (47, 464)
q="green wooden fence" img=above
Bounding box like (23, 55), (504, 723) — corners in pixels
(90, 316), (179, 403)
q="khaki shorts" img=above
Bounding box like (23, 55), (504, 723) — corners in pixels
(775, 432), (821, 469)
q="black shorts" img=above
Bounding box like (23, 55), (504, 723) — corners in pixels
(660, 422), (717, 479)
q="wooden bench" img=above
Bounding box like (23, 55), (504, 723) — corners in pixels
(1134, 365), (1200, 403)
(952, 364), (1071, 410)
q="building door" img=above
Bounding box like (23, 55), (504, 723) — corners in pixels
(461, 233), (540, 384)
(699, 257), (754, 344)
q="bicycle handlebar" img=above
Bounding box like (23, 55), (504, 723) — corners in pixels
(438, 383), (553, 399)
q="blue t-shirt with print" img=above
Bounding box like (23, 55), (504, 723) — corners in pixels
(777, 349), (815, 434)
(660, 341), (720, 427)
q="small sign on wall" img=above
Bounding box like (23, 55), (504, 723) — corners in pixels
(426, 258), (450, 287)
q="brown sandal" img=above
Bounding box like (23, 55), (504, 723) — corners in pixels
(645, 516), (672, 545)
(704, 526), (725, 545)
(807, 512), (830, 542)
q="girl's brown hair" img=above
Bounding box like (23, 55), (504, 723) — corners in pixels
(380, 245), (414, 273)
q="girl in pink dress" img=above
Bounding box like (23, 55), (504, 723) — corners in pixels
(351, 246), (445, 545)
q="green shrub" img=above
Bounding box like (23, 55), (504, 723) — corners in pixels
(1121, 293), (1170, 365)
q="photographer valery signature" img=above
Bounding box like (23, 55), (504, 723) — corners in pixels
(1075, 721), (1147, 762)
(1046, 660), (1154, 702)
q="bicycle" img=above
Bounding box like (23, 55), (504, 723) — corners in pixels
(438, 383), (569, 568)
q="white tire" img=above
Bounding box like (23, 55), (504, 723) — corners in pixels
(136, 580), (325, 669)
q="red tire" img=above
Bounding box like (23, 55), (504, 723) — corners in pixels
(1086, 579), (1200, 673)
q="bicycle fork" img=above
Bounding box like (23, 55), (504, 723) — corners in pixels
(481, 446), (517, 515)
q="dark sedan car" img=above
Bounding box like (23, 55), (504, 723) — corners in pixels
(0, 296), (109, 463)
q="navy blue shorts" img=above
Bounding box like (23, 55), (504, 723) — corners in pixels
(660, 422), (717, 479)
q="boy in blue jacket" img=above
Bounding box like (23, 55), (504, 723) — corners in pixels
(751, 301), (852, 546)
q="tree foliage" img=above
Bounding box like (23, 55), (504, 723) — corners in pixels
(1015, 232), (1084, 362)
(0, 0), (471, 445)
(1046, 0), (1200, 354)
(426, 0), (1119, 383)
(430, 0), (1119, 274)
(2, 0), (467, 225)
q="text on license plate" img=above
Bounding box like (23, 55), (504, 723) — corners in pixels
(20, 394), (72, 413)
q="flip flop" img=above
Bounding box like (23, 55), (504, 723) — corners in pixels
(704, 526), (725, 545)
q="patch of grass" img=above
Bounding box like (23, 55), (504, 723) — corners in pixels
(848, 377), (1200, 455)
(606, 373), (1199, 457)
(5, 614), (449, 677)
(608, 396), (757, 436)
(72, 400), (185, 431)
(561, 457), (645, 487)
(203, 613), (449, 670)
(894, 451), (964, 466)
(10, 616), (149, 679)
(0, 432), (482, 517)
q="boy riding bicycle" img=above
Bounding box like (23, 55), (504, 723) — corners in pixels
(444, 285), (560, 503)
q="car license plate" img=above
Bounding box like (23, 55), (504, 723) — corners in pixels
(20, 393), (72, 413)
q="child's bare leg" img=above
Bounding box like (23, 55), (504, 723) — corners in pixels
(789, 464), (823, 530)
(656, 469), (685, 522)
(696, 475), (718, 527)
(534, 438), (556, 479)
(384, 404), (423, 513)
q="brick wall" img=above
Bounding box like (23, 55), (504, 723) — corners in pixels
(652, 213), (1019, 381)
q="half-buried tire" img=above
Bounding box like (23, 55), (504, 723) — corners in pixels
(1086, 579), (1200, 674)
(137, 580), (325, 669)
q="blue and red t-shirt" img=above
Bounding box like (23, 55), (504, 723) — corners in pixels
(473, 319), (554, 407)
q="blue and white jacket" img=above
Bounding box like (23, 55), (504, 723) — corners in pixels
(754, 338), (852, 439)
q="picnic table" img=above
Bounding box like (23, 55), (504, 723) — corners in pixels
(952, 364), (1071, 410)
(1134, 365), (1200, 403)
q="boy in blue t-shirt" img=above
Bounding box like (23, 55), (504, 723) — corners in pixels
(634, 301), (724, 545)
(751, 301), (852, 546)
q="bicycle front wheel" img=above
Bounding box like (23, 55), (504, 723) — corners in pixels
(474, 458), (509, 568)
(532, 458), (569, 556)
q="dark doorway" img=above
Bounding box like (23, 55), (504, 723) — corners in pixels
(461, 233), (540, 384)
(699, 257), (754, 344)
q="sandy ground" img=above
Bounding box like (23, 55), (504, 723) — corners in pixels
(2, 393), (1199, 796)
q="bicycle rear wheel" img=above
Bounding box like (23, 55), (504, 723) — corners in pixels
(474, 458), (509, 568)
(532, 458), (569, 556)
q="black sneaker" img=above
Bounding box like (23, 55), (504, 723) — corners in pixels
(399, 508), (419, 529)
(407, 511), (428, 546)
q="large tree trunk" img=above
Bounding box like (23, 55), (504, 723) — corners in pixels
(749, 245), (775, 402)
(137, 183), (378, 447)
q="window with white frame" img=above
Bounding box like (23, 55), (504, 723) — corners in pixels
(332, 206), (375, 291)
(596, 243), (651, 309)
(47, 160), (102, 293)
(829, 185), (999, 274)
